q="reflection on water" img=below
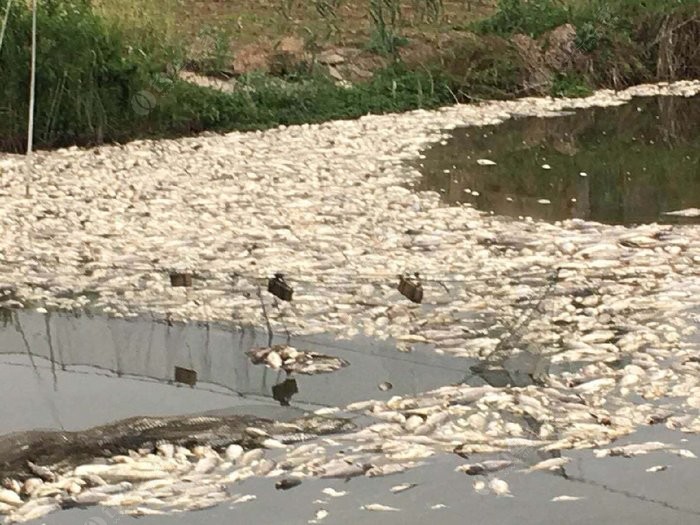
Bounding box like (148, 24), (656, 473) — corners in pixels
(419, 95), (700, 224)
(0, 311), (469, 434)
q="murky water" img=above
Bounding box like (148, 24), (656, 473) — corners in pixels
(419, 95), (700, 224)
(0, 311), (468, 434)
(37, 425), (700, 525)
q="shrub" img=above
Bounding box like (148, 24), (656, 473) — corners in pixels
(0, 0), (166, 151)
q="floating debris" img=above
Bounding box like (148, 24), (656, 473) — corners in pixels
(664, 208), (700, 217)
(174, 366), (197, 386)
(246, 345), (349, 375)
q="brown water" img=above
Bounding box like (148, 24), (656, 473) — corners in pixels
(419, 95), (700, 225)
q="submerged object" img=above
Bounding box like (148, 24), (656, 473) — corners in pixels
(268, 273), (293, 301)
(169, 272), (192, 287)
(174, 366), (197, 386)
(398, 274), (423, 304)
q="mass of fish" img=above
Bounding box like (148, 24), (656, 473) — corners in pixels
(0, 80), (699, 522)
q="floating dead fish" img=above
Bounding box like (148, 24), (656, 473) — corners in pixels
(320, 461), (370, 479)
(646, 465), (668, 473)
(488, 478), (512, 497)
(361, 503), (400, 512)
(477, 159), (497, 166)
(231, 494), (256, 505)
(310, 509), (329, 523)
(276, 478), (302, 490)
(321, 488), (347, 498)
(456, 460), (513, 476)
(246, 345), (349, 375)
(0, 489), (22, 507)
(671, 449), (697, 459)
(430, 503), (447, 509)
(390, 483), (417, 494)
(378, 381), (393, 392)
(523, 457), (570, 473)
(26, 462), (56, 482)
(595, 441), (669, 458)
(551, 495), (584, 502)
(663, 208), (700, 217)
(225, 444), (244, 462)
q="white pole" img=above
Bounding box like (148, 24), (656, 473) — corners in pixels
(25, 0), (37, 197)
(0, 0), (14, 54)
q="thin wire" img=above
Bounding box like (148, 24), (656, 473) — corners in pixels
(0, 0), (13, 54)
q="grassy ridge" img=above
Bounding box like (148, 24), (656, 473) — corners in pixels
(0, 0), (698, 152)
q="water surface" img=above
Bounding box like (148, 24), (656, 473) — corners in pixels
(419, 95), (700, 224)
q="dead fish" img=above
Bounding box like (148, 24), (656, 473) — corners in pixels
(522, 457), (571, 473)
(473, 480), (487, 493)
(239, 448), (264, 466)
(321, 488), (347, 498)
(367, 463), (410, 477)
(8, 500), (60, 522)
(2, 479), (21, 494)
(193, 456), (219, 474)
(671, 449), (697, 459)
(390, 483), (417, 494)
(310, 509), (329, 523)
(321, 462), (370, 479)
(476, 159), (496, 166)
(488, 478), (512, 497)
(231, 494), (256, 504)
(225, 444), (244, 462)
(595, 441), (669, 458)
(275, 478), (302, 490)
(20, 478), (43, 497)
(551, 495), (584, 502)
(456, 460), (513, 475)
(430, 503), (447, 509)
(378, 382), (393, 392)
(646, 465), (668, 473)
(0, 488), (22, 507)
(26, 461), (56, 482)
(361, 503), (400, 512)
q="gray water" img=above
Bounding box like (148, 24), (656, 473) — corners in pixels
(419, 95), (700, 225)
(0, 310), (468, 433)
(37, 425), (700, 525)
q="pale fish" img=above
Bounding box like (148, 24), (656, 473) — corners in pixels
(488, 478), (512, 497)
(361, 503), (400, 511)
(321, 488), (347, 498)
(522, 457), (571, 473)
(390, 483), (417, 494)
(0, 489), (22, 507)
(309, 509), (329, 523)
(551, 495), (584, 502)
(646, 465), (668, 472)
